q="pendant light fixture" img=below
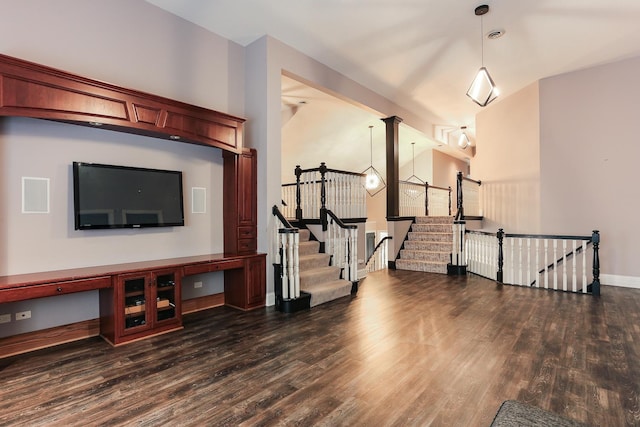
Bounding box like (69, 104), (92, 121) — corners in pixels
(361, 125), (385, 197)
(404, 142), (424, 198)
(467, 4), (499, 107)
(458, 126), (470, 149)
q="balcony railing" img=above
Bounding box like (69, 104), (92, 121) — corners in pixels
(463, 229), (601, 295)
(399, 181), (451, 217)
(281, 163), (366, 220)
(455, 171), (482, 220)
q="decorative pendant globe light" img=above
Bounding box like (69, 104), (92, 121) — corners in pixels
(404, 142), (424, 198)
(361, 125), (386, 197)
(467, 4), (499, 107)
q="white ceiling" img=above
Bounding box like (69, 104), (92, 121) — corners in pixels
(146, 0), (640, 179)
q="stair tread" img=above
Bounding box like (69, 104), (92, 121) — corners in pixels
(299, 253), (330, 261)
(409, 231), (453, 235)
(299, 265), (341, 277)
(397, 259), (449, 265)
(401, 249), (450, 254)
(301, 278), (351, 292)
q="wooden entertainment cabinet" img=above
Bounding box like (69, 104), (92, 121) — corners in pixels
(0, 54), (265, 349)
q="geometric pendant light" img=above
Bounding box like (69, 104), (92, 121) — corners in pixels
(467, 4), (499, 107)
(458, 126), (470, 149)
(361, 125), (386, 197)
(404, 142), (424, 199)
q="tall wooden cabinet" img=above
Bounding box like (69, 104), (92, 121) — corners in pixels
(223, 148), (257, 255)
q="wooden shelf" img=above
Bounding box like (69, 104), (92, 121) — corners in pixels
(0, 53), (245, 153)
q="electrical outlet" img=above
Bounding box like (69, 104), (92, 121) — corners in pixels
(0, 314), (11, 324)
(194, 281), (203, 289)
(16, 310), (31, 320)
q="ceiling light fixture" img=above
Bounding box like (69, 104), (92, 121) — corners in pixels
(467, 4), (499, 107)
(404, 142), (425, 198)
(361, 125), (386, 197)
(458, 126), (470, 149)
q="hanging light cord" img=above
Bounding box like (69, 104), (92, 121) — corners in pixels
(412, 142), (416, 174)
(369, 125), (373, 166)
(480, 12), (484, 67)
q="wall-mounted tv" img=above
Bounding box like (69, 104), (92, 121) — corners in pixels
(73, 162), (184, 230)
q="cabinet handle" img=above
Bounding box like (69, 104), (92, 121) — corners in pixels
(56, 287), (63, 292)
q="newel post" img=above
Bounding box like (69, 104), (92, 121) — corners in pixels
(425, 182), (430, 216)
(295, 165), (302, 221)
(455, 171), (464, 220)
(591, 230), (601, 296)
(448, 186), (452, 216)
(319, 162), (328, 232)
(497, 228), (504, 283)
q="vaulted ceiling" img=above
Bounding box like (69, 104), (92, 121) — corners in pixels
(146, 0), (640, 176)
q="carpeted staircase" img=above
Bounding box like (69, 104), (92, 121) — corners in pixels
(395, 216), (453, 274)
(298, 229), (353, 307)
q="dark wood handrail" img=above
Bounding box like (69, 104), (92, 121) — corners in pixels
(272, 205), (295, 229)
(365, 236), (392, 265)
(298, 166), (366, 177)
(531, 241), (592, 286)
(398, 180), (449, 193)
(461, 176), (482, 185)
(326, 209), (357, 230)
(466, 229), (592, 241)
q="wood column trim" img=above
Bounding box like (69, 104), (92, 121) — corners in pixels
(383, 116), (403, 218)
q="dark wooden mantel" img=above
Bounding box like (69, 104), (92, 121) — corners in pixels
(0, 53), (245, 153)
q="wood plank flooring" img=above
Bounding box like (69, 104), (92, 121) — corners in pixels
(1, 270), (639, 426)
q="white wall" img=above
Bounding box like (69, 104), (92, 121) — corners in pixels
(539, 56), (640, 279)
(473, 56), (640, 282)
(0, 0), (244, 337)
(473, 82), (541, 233)
(245, 36), (450, 304)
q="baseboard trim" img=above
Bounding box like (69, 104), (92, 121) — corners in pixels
(601, 274), (640, 289)
(0, 318), (100, 359)
(181, 293), (225, 314)
(0, 294), (227, 358)
(266, 292), (275, 307)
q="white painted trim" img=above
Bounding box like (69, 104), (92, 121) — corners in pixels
(601, 274), (640, 289)
(265, 292), (275, 306)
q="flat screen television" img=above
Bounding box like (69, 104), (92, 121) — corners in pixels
(73, 162), (184, 230)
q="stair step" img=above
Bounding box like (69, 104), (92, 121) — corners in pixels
(298, 240), (320, 256)
(299, 253), (331, 270)
(411, 223), (453, 233)
(400, 249), (450, 262)
(301, 279), (352, 307)
(415, 216), (454, 224)
(396, 259), (448, 274)
(298, 228), (311, 242)
(404, 240), (452, 252)
(407, 232), (453, 242)
(299, 266), (342, 288)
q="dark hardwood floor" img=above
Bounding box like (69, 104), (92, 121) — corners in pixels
(1, 270), (639, 426)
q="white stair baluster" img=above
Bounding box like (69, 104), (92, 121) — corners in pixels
(553, 239), (558, 290)
(293, 232), (300, 298)
(281, 233), (289, 299)
(562, 240), (568, 291)
(526, 238), (531, 286)
(582, 240), (587, 293)
(544, 239), (549, 289)
(535, 239), (540, 288)
(572, 240), (577, 292)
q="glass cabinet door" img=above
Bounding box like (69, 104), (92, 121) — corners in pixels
(123, 276), (148, 331)
(154, 272), (177, 323)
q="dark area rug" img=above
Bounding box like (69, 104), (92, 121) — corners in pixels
(490, 400), (588, 427)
